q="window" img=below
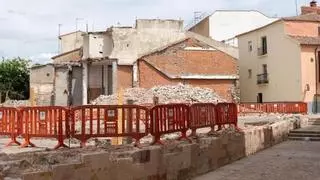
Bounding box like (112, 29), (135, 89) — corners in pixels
(318, 26), (320, 36)
(261, 36), (268, 55)
(248, 41), (253, 52)
(248, 69), (252, 78)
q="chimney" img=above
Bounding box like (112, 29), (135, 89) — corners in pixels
(301, 0), (320, 14)
(311, 0), (317, 7)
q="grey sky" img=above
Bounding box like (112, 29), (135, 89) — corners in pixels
(0, 0), (311, 63)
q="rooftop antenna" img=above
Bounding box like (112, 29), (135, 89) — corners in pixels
(86, 21), (89, 33)
(295, 0), (299, 15)
(58, 24), (62, 53)
(194, 11), (202, 24)
(75, 18), (84, 49)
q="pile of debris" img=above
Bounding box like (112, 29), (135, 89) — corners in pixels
(92, 84), (227, 105)
(0, 100), (30, 107)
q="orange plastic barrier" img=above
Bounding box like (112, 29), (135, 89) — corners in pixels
(238, 102), (307, 114)
(189, 103), (217, 136)
(70, 105), (149, 147)
(216, 103), (239, 130)
(19, 106), (69, 149)
(0, 107), (21, 146)
(150, 104), (190, 144)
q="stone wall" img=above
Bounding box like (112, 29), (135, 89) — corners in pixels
(17, 116), (309, 180)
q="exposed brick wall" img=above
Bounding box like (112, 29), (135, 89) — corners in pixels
(285, 21), (319, 37)
(138, 61), (235, 102)
(117, 65), (133, 90)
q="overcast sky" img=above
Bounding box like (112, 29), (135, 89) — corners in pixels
(0, 0), (311, 63)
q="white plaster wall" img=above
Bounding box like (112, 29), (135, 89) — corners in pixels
(60, 31), (83, 53)
(209, 11), (278, 42)
(238, 21), (302, 102)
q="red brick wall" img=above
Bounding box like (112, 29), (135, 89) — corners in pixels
(285, 21), (319, 37)
(138, 61), (235, 102)
(138, 60), (177, 87)
(117, 65), (133, 90)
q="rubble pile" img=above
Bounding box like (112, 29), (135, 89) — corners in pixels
(0, 100), (30, 107)
(92, 84), (227, 105)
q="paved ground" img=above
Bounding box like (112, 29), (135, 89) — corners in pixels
(194, 141), (320, 180)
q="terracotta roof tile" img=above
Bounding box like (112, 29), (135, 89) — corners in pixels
(290, 35), (320, 45)
(283, 13), (320, 22)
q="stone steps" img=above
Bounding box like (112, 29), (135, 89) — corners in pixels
(288, 137), (320, 141)
(289, 121), (320, 141)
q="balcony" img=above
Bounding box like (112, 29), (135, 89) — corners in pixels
(257, 73), (269, 84)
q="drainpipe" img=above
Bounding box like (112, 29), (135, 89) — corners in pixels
(314, 46), (319, 113)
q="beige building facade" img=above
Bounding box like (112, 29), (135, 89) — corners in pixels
(238, 2), (320, 113)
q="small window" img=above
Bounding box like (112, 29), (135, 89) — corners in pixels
(318, 26), (320, 36)
(248, 69), (252, 78)
(261, 36), (268, 55)
(248, 41), (253, 52)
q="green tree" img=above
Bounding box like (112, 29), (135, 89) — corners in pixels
(0, 57), (30, 102)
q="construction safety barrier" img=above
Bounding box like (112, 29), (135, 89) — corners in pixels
(238, 102), (308, 114)
(19, 106), (69, 149)
(0, 102), (294, 148)
(0, 107), (21, 146)
(70, 105), (149, 147)
(150, 104), (190, 144)
(216, 103), (239, 130)
(189, 103), (217, 136)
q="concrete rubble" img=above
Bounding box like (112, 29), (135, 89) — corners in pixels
(92, 84), (227, 105)
(0, 100), (30, 107)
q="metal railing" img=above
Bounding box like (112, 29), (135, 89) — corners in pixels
(257, 73), (269, 84)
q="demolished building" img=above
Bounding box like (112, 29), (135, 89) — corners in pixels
(30, 19), (239, 106)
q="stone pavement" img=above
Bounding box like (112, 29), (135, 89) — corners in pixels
(194, 141), (320, 180)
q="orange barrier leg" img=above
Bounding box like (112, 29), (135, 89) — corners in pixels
(20, 137), (36, 148)
(54, 140), (69, 150)
(151, 135), (164, 145)
(178, 130), (192, 143)
(6, 137), (21, 147)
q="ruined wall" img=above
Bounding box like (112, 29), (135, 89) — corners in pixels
(21, 116), (309, 180)
(188, 17), (210, 37)
(30, 64), (55, 106)
(117, 65), (133, 91)
(60, 31), (83, 53)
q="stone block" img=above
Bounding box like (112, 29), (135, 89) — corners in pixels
(22, 172), (52, 180)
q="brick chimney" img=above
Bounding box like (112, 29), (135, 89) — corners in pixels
(301, 1), (320, 14)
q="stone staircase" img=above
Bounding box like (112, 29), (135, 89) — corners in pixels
(288, 117), (320, 141)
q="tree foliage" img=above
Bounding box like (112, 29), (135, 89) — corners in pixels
(0, 57), (30, 102)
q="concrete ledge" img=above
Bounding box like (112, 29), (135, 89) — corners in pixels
(19, 116), (308, 180)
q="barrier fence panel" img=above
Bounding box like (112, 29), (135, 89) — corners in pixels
(70, 105), (149, 147)
(189, 103), (217, 136)
(216, 103), (239, 130)
(20, 106), (69, 149)
(238, 102), (308, 114)
(150, 104), (190, 144)
(0, 107), (21, 146)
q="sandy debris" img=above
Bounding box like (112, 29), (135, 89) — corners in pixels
(92, 84), (227, 105)
(0, 100), (30, 107)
